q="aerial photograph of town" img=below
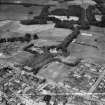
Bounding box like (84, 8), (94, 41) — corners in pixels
(0, 0), (105, 105)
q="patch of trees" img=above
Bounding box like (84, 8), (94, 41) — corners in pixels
(0, 34), (39, 44)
